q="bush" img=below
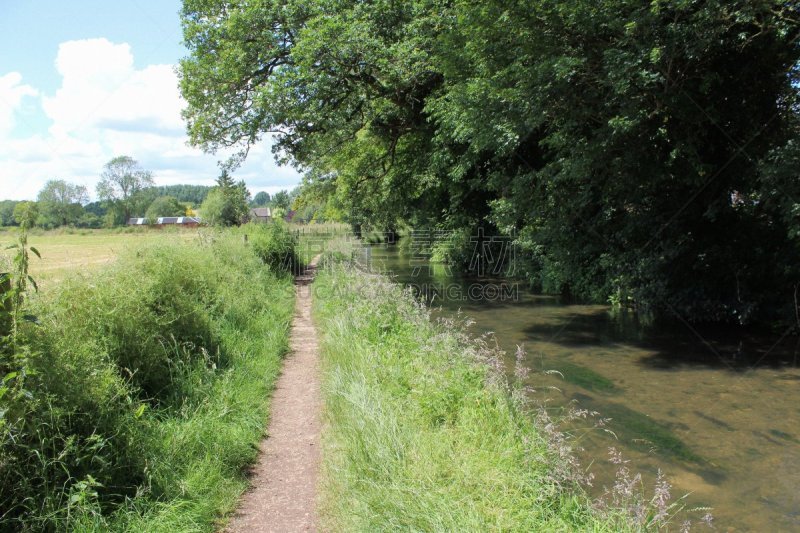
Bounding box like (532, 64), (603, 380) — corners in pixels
(244, 221), (298, 273)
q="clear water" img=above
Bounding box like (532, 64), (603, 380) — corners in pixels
(365, 244), (800, 532)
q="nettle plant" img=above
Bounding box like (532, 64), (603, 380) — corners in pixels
(1, 207), (40, 399)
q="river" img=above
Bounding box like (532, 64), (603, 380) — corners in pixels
(363, 243), (800, 532)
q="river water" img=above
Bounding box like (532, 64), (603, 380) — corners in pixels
(364, 243), (800, 532)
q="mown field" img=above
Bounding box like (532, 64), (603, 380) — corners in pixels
(0, 228), (198, 288)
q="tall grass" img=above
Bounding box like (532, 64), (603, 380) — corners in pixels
(0, 229), (294, 530)
(313, 262), (704, 531)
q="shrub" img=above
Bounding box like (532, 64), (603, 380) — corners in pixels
(244, 221), (298, 273)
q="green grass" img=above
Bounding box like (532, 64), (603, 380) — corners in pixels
(0, 227), (198, 288)
(1, 229), (295, 531)
(313, 263), (638, 531)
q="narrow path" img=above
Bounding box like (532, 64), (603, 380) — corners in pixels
(227, 257), (321, 532)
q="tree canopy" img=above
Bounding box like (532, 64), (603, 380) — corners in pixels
(145, 196), (188, 221)
(200, 171), (251, 226)
(252, 191), (271, 206)
(36, 179), (89, 228)
(146, 184), (212, 206)
(97, 156), (155, 222)
(180, 0), (800, 324)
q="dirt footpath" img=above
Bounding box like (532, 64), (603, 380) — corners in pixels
(227, 257), (321, 532)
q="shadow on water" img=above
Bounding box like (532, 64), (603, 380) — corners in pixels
(518, 306), (800, 371)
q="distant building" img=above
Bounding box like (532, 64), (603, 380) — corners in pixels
(127, 217), (202, 228)
(250, 207), (272, 223)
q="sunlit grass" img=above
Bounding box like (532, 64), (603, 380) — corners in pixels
(0, 227), (198, 288)
(313, 263), (629, 531)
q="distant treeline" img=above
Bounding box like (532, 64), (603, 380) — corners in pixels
(147, 184), (212, 206)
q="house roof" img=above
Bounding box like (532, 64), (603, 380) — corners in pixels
(251, 207), (272, 217)
(157, 217), (201, 224)
(127, 217), (201, 225)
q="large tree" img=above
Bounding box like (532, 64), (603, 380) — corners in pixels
(96, 156), (155, 222)
(271, 190), (291, 211)
(0, 201), (20, 226)
(180, 0), (800, 324)
(36, 179), (89, 228)
(252, 191), (270, 207)
(200, 171), (251, 226)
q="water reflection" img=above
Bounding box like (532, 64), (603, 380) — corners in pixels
(365, 244), (800, 532)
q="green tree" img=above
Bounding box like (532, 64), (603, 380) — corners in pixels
(252, 191), (270, 206)
(145, 196), (187, 222)
(36, 179), (88, 228)
(12, 202), (39, 229)
(200, 171), (251, 226)
(271, 190), (291, 211)
(0, 201), (20, 226)
(180, 0), (800, 324)
(146, 184), (212, 206)
(96, 156), (155, 223)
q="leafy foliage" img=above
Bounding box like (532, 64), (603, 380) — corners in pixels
(36, 179), (89, 228)
(146, 184), (212, 206)
(251, 191), (270, 207)
(145, 196), (188, 221)
(0, 201), (20, 226)
(179, 0), (800, 324)
(245, 221), (298, 272)
(96, 156), (155, 222)
(200, 171), (251, 226)
(12, 202), (39, 229)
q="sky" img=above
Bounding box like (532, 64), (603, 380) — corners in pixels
(0, 0), (302, 201)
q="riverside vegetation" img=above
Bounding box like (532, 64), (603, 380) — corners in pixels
(312, 252), (713, 531)
(0, 223), (297, 530)
(0, 221), (714, 531)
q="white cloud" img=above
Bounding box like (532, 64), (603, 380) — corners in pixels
(0, 38), (300, 201)
(0, 72), (38, 137)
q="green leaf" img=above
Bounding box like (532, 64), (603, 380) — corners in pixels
(29, 246), (41, 259)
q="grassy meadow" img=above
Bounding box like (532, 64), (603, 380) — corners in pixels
(0, 227), (200, 288)
(0, 225), (296, 531)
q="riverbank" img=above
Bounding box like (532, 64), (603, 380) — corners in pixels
(312, 261), (697, 531)
(0, 230), (295, 530)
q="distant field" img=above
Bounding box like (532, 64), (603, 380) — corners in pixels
(0, 228), (198, 288)
(0, 223), (351, 288)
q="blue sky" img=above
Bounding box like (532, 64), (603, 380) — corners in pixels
(0, 0), (301, 200)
